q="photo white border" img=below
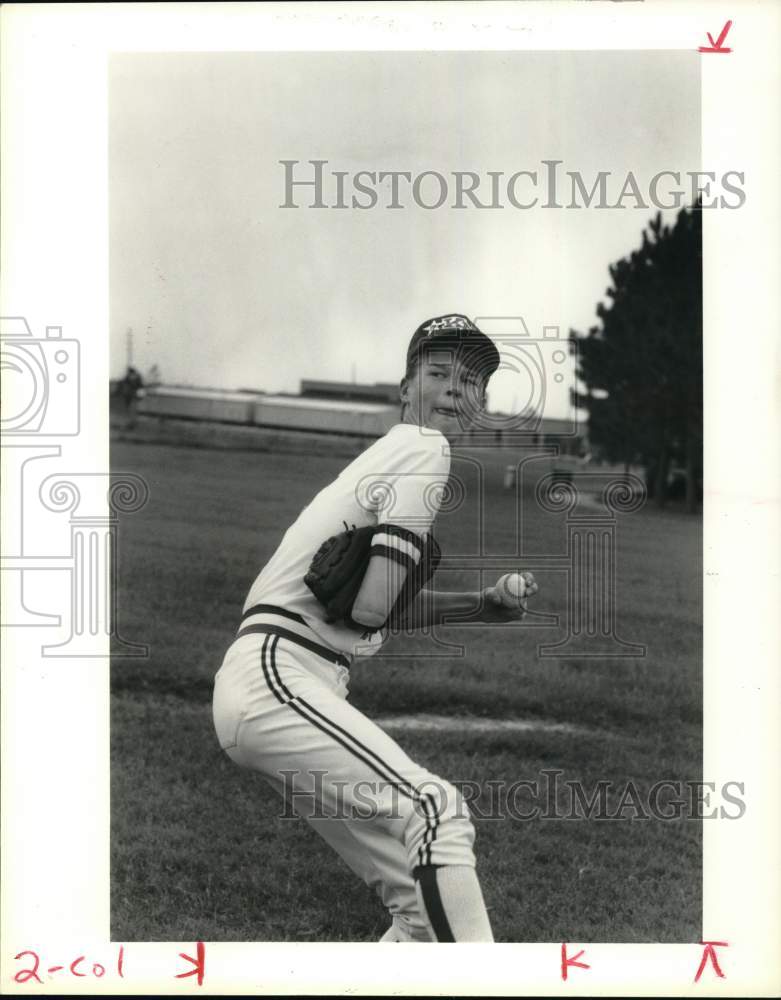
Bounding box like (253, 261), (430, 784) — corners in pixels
(2, 1), (779, 995)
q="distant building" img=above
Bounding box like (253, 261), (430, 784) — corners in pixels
(300, 379), (400, 405)
(136, 377), (585, 449)
(138, 385), (397, 437)
(299, 380), (585, 450)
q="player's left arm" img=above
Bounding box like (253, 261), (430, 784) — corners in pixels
(352, 429), (449, 629)
(351, 550), (408, 629)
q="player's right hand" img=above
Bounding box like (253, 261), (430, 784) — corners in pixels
(480, 572), (539, 623)
(480, 586), (526, 623)
(520, 572), (539, 598)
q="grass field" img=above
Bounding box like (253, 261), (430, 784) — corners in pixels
(110, 431), (702, 943)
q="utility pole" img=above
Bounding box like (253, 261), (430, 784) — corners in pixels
(126, 327), (133, 369)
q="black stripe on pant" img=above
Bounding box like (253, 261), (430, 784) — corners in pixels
(259, 633), (440, 869)
(413, 864), (456, 943)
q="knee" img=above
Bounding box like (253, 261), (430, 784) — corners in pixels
(405, 779), (477, 870)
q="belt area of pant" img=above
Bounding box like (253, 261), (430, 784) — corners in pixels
(236, 603), (351, 670)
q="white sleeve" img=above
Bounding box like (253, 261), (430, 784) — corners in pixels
(363, 426), (451, 537)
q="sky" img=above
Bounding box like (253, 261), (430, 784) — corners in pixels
(110, 50), (700, 419)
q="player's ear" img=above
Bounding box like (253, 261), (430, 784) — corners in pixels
(399, 377), (409, 405)
(478, 377), (489, 411)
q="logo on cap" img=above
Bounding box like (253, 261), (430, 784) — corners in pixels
(421, 315), (478, 335)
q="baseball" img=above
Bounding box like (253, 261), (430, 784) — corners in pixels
(495, 572), (527, 607)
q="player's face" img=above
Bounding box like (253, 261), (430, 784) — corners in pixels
(401, 352), (487, 439)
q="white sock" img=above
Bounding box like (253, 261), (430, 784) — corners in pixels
(414, 864), (494, 942)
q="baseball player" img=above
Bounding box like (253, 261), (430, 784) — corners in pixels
(212, 314), (538, 942)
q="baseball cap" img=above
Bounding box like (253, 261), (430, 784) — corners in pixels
(406, 314), (500, 382)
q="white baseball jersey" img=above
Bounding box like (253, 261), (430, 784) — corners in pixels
(243, 423), (451, 659)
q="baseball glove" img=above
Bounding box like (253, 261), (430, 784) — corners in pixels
(304, 522), (440, 631)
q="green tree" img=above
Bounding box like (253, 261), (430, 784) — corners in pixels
(570, 205), (703, 510)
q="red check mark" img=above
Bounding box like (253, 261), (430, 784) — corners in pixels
(699, 20), (732, 53)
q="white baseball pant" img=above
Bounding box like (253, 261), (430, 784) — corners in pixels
(212, 610), (481, 942)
